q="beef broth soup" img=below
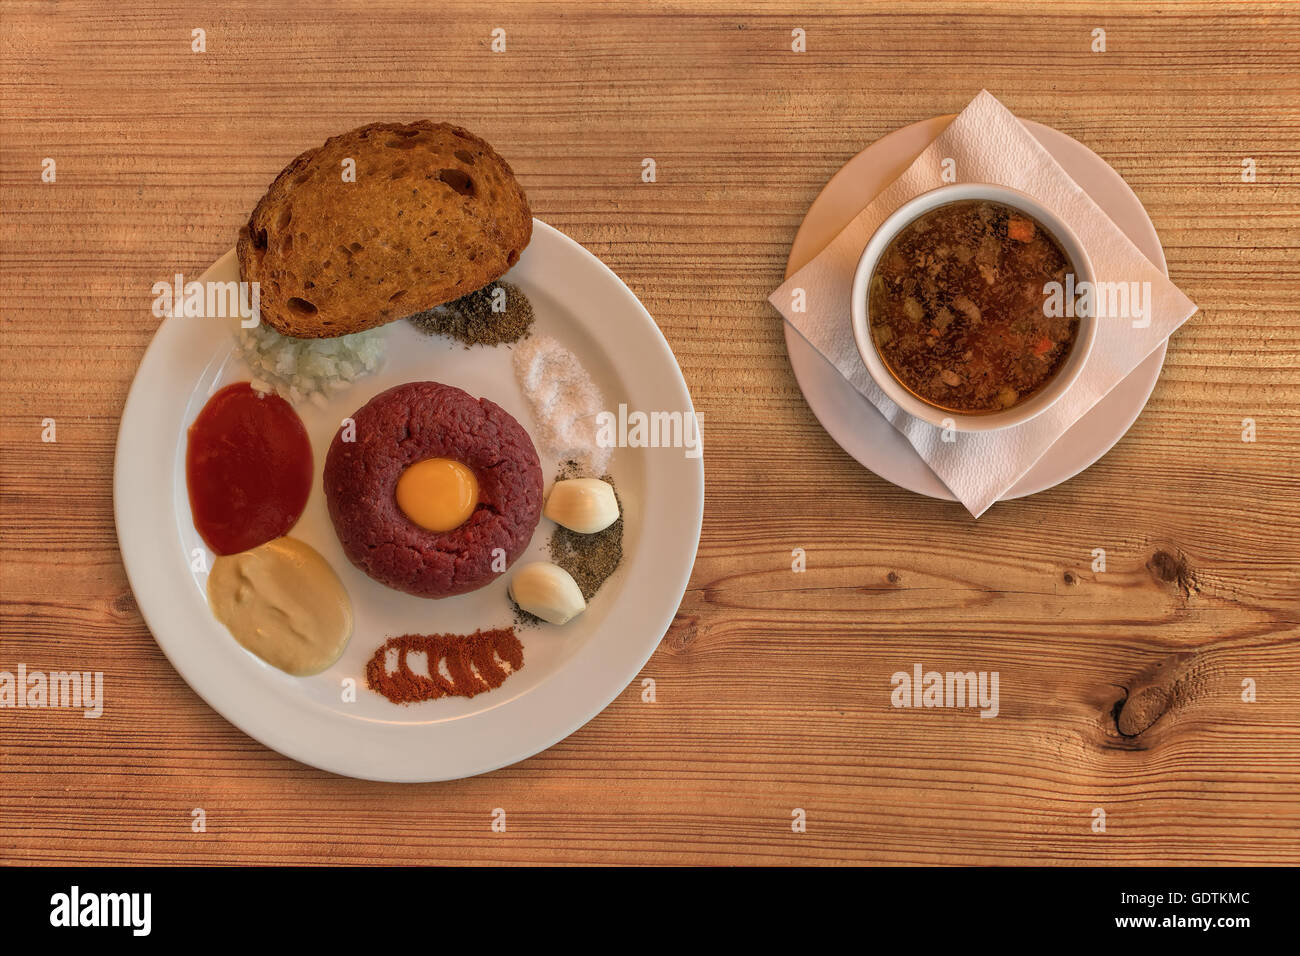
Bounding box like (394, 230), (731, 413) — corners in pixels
(867, 199), (1080, 414)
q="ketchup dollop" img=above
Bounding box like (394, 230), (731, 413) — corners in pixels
(186, 382), (313, 556)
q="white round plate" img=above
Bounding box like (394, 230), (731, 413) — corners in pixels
(115, 220), (703, 782)
(784, 116), (1170, 501)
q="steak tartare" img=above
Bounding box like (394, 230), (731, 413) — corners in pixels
(324, 381), (543, 598)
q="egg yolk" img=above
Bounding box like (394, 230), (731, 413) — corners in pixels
(395, 458), (479, 532)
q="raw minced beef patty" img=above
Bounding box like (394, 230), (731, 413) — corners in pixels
(323, 381), (543, 598)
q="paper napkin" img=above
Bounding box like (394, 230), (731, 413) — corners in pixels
(769, 90), (1198, 516)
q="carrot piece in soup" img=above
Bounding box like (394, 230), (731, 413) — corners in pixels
(1007, 218), (1035, 242)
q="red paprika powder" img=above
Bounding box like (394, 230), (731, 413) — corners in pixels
(365, 628), (523, 704)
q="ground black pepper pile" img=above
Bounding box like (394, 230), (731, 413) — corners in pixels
(514, 467), (624, 627)
(408, 280), (533, 346)
(549, 499), (623, 600)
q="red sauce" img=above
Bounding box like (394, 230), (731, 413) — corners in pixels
(186, 382), (313, 555)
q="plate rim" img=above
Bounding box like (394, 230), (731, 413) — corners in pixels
(782, 115), (1169, 502)
(114, 219), (703, 782)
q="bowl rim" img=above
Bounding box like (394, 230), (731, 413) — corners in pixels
(849, 182), (1097, 433)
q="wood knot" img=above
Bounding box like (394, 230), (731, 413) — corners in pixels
(1114, 652), (1199, 738)
(1146, 549), (1199, 597)
(665, 613), (699, 651)
(887, 571), (901, 584)
(1117, 685), (1172, 737)
(111, 590), (138, 616)
(1063, 571), (1076, 585)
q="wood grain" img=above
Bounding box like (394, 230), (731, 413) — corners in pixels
(2, 0), (1298, 865)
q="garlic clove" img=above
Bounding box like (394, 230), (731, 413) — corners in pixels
(543, 478), (619, 534)
(508, 562), (587, 625)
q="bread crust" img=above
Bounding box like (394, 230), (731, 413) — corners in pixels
(237, 121), (532, 338)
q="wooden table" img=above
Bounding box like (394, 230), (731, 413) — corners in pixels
(2, 1), (1297, 866)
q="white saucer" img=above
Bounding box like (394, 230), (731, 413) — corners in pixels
(783, 116), (1170, 501)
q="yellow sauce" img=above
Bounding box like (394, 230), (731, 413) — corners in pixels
(207, 537), (353, 676)
(396, 458), (479, 532)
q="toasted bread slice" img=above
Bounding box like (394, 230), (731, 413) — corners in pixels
(237, 121), (532, 338)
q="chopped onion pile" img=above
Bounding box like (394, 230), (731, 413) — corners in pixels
(235, 323), (386, 407)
